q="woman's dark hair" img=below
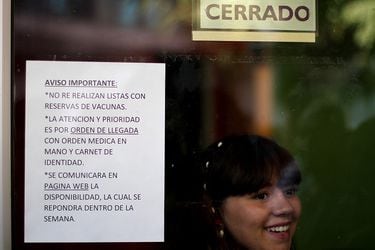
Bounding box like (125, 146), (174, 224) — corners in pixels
(201, 134), (301, 204)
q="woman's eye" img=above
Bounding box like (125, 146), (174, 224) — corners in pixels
(284, 187), (298, 197)
(253, 192), (269, 200)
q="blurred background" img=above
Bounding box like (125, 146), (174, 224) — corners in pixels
(13, 0), (375, 249)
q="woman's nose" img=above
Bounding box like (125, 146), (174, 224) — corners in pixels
(270, 189), (294, 216)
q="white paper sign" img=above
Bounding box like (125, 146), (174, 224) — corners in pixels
(200, 0), (316, 31)
(25, 61), (165, 242)
(193, 0), (316, 42)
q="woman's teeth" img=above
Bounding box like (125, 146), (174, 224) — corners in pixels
(267, 225), (289, 233)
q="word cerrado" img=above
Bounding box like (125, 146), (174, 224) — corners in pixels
(205, 4), (310, 22)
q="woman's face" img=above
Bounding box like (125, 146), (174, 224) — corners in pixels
(221, 177), (301, 250)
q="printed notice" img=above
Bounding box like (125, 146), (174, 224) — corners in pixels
(25, 61), (165, 242)
(192, 0), (317, 42)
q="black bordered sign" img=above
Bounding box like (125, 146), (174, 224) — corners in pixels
(192, 0), (317, 42)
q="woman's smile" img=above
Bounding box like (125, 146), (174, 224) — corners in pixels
(265, 223), (292, 241)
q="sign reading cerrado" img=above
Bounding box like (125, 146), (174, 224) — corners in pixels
(192, 0), (316, 42)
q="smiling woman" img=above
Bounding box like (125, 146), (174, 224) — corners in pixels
(199, 135), (302, 250)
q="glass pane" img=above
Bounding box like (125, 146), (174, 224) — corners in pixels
(13, 0), (375, 249)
